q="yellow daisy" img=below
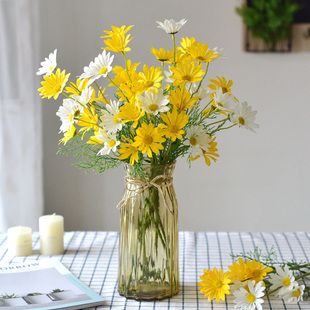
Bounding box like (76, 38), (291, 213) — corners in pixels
(138, 65), (163, 93)
(169, 87), (199, 111)
(76, 106), (99, 133)
(64, 78), (89, 96)
(59, 125), (76, 145)
(167, 50), (190, 65)
(198, 267), (231, 302)
(202, 137), (219, 166)
(178, 37), (196, 54)
(119, 142), (139, 165)
(102, 25), (134, 53)
(228, 258), (249, 282)
(169, 62), (204, 85)
(117, 99), (145, 128)
(246, 260), (274, 284)
(187, 42), (220, 63)
(208, 76), (233, 95)
(150, 47), (173, 62)
(159, 109), (188, 141)
(133, 123), (165, 158)
(38, 68), (70, 100)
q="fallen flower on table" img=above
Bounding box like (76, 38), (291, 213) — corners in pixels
(198, 246), (310, 309)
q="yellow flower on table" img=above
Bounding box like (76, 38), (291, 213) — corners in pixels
(198, 267), (231, 302)
(133, 123), (165, 158)
(245, 260), (273, 284)
(159, 109), (188, 141)
(38, 68), (70, 100)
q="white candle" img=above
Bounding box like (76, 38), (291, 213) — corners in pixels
(7, 226), (32, 256)
(39, 214), (64, 255)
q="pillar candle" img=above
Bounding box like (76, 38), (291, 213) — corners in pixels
(39, 214), (64, 255)
(7, 226), (32, 256)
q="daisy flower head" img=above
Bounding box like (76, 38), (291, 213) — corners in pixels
(119, 142), (139, 166)
(283, 284), (305, 303)
(117, 99), (145, 128)
(230, 101), (259, 132)
(187, 42), (220, 63)
(59, 125), (76, 145)
(95, 130), (120, 156)
(269, 265), (298, 297)
(156, 18), (187, 34)
(137, 89), (169, 116)
(178, 37), (196, 54)
(169, 87), (199, 111)
(169, 61), (204, 86)
(184, 125), (211, 159)
(100, 100), (122, 133)
(138, 65), (164, 93)
(150, 47), (173, 62)
(37, 49), (57, 76)
(72, 87), (94, 106)
(245, 260), (273, 284)
(159, 109), (189, 141)
(189, 83), (210, 100)
(213, 88), (237, 112)
(233, 280), (265, 310)
(208, 76), (233, 96)
(80, 50), (114, 85)
(198, 267), (231, 302)
(38, 68), (70, 100)
(133, 123), (165, 158)
(228, 258), (249, 283)
(56, 98), (84, 133)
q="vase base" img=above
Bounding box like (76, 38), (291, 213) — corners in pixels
(118, 285), (180, 301)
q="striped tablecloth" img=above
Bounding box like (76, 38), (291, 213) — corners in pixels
(0, 231), (310, 309)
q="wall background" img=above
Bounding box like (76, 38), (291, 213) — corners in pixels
(38, 0), (310, 232)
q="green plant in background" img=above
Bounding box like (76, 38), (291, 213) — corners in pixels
(0, 293), (18, 299)
(236, 0), (301, 51)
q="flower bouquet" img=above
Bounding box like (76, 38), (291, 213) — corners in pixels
(37, 18), (258, 300)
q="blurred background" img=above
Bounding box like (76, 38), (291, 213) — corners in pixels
(1, 0), (310, 232)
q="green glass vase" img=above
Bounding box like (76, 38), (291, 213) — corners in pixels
(118, 162), (180, 300)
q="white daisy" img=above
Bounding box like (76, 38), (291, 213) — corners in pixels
(96, 129), (120, 155)
(230, 101), (259, 132)
(213, 89), (237, 112)
(212, 47), (227, 60)
(72, 87), (94, 106)
(138, 90), (170, 116)
(233, 280), (265, 310)
(269, 265), (298, 297)
(36, 49), (57, 76)
(156, 19), (187, 34)
(80, 50), (114, 85)
(56, 98), (84, 133)
(164, 67), (174, 84)
(190, 83), (210, 100)
(100, 100), (122, 133)
(184, 125), (211, 158)
(283, 284), (305, 303)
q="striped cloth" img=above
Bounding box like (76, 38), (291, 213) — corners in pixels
(0, 231), (310, 309)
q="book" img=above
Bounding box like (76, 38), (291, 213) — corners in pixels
(0, 259), (105, 310)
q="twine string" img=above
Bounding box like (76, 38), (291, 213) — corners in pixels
(116, 175), (174, 215)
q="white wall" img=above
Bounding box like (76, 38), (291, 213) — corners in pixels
(39, 0), (310, 232)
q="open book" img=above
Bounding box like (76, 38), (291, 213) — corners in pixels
(0, 259), (105, 310)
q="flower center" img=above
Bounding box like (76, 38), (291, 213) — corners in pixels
(196, 56), (206, 62)
(238, 117), (245, 125)
(108, 139), (116, 148)
(143, 135), (153, 145)
(49, 66), (54, 71)
(149, 103), (159, 112)
(170, 125), (179, 134)
(214, 280), (223, 289)
(99, 67), (108, 75)
(222, 87), (228, 94)
(53, 84), (62, 93)
(145, 81), (154, 87)
(189, 136), (197, 146)
(74, 110), (81, 118)
(252, 270), (261, 279)
(282, 277), (291, 287)
(293, 288), (301, 298)
(247, 293), (256, 303)
(182, 75), (193, 82)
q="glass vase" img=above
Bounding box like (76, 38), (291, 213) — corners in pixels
(118, 162), (180, 300)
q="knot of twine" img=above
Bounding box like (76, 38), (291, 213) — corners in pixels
(116, 175), (174, 215)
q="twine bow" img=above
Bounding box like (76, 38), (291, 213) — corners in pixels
(116, 175), (175, 215)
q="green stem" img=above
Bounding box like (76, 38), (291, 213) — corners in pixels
(172, 34), (176, 67)
(94, 81), (110, 105)
(107, 75), (130, 102)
